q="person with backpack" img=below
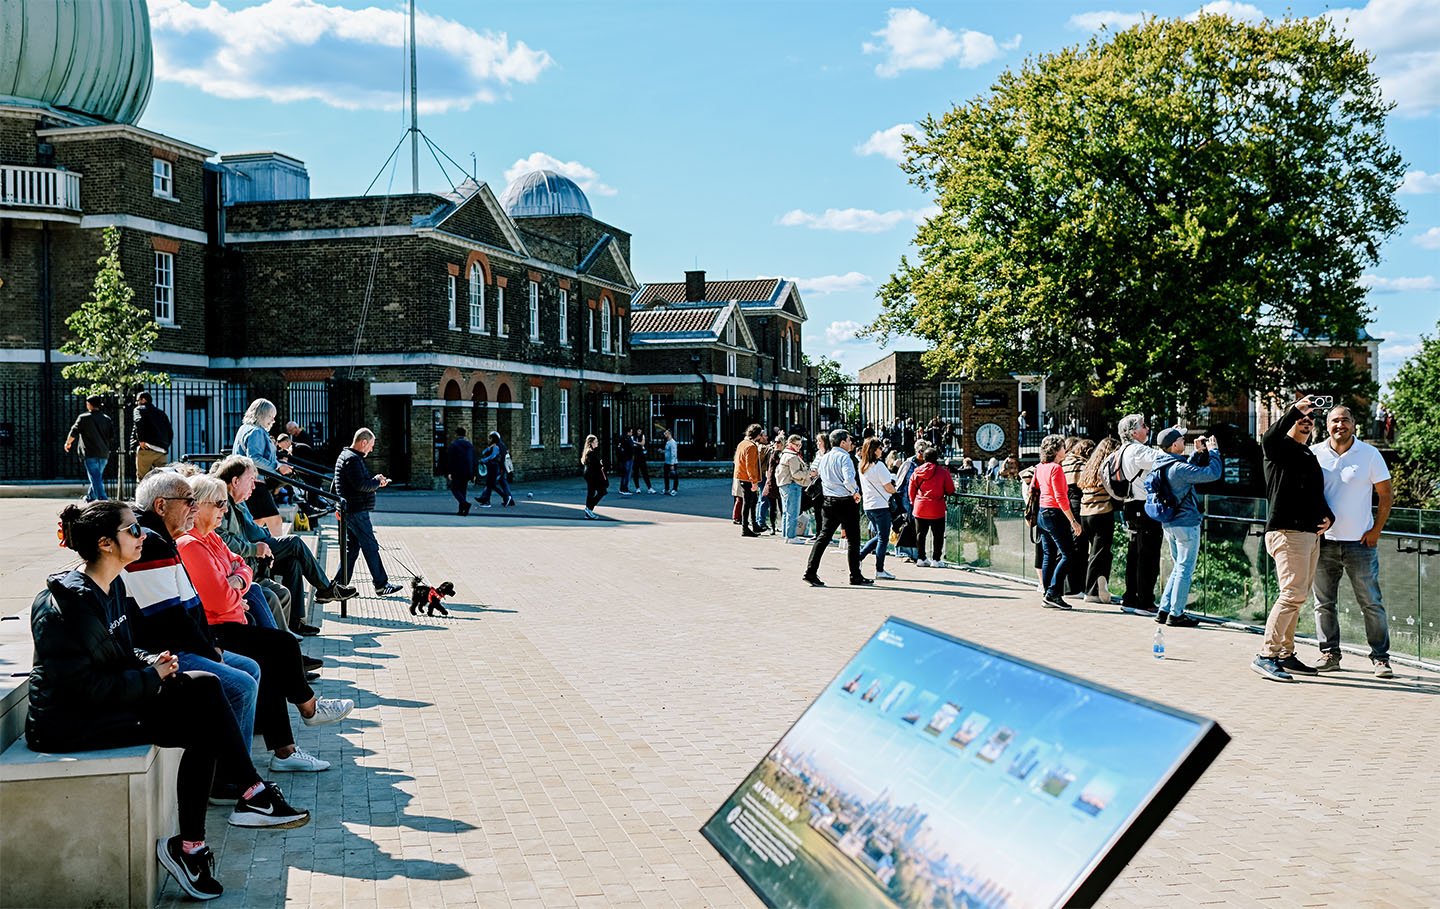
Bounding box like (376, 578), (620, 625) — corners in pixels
(475, 431), (514, 507)
(1077, 437), (1121, 603)
(1113, 414), (1163, 616)
(908, 446), (956, 568)
(1031, 434), (1080, 609)
(1147, 428), (1223, 628)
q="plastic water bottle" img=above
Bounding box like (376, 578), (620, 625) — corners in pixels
(1152, 626), (1166, 660)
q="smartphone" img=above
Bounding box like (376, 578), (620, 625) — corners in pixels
(1313, 395), (1334, 409)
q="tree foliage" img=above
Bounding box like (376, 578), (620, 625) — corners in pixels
(1385, 320), (1440, 506)
(804, 352), (854, 386)
(867, 14), (1405, 416)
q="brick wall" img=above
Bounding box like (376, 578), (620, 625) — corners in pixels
(48, 136), (207, 231)
(224, 195), (440, 232)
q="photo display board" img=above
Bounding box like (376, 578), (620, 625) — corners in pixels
(701, 618), (1228, 908)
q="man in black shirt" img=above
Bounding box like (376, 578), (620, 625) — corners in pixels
(64, 395), (114, 501)
(132, 391), (173, 481)
(1252, 396), (1334, 682)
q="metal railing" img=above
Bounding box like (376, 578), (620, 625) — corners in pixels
(0, 164), (82, 210)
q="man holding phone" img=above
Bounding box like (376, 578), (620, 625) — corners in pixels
(1252, 395), (1334, 682)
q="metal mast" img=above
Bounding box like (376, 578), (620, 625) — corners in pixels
(409, 0), (419, 193)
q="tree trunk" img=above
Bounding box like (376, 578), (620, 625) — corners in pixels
(117, 404), (127, 502)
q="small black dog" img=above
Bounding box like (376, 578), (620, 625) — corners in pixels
(409, 578), (455, 617)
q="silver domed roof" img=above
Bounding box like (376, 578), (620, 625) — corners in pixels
(499, 170), (593, 218)
(0, 0), (153, 125)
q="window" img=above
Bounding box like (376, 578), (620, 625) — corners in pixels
(601, 302), (612, 352)
(152, 158), (172, 197)
(468, 264), (485, 332)
(530, 386), (541, 446)
(154, 251), (174, 323)
(650, 393), (672, 424)
(528, 281), (540, 340)
(726, 318), (736, 346)
(447, 274), (457, 329)
(559, 289), (569, 345)
(616, 314), (623, 355)
(496, 285), (507, 337)
(727, 352), (737, 377)
(940, 382), (963, 423)
(559, 389), (570, 445)
(588, 308), (596, 351)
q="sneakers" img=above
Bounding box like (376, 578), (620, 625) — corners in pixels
(301, 697), (354, 727)
(1279, 654), (1319, 676)
(802, 574), (826, 587)
(1250, 655), (1295, 682)
(1122, 604), (1159, 617)
(647, 488), (658, 494)
(315, 584), (356, 603)
(916, 559), (932, 568)
(849, 577), (874, 586)
(269, 748), (330, 772)
(1167, 613), (1201, 629)
(931, 560), (949, 569)
(876, 570), (896, 580)
(583, 509), (597, 519)
(228, 782), (311, 829)
(294, 622), (321, 636)
(157, 836), (223, 900)
(619, 490), (633, 496)
(375, 583), (403, 597)
(1315, 652), (1342, 673)
(1154, 610), (1170, 625)
(1373, 659), (1395, 679)
(1041, 594), (1072, 610)
(785, 537), (809, 545)
(667, 490), (677, 496)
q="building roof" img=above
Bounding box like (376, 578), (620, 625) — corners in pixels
(629, 302), (758, 350)
(498, 170), (593, 218)
(631, 307), (722, 335)
(634, 279), (779, 307)
(0, 0), (152, 125)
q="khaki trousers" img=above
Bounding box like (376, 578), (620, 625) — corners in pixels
(1261, 530), (1320, 658)
(136, 447), (167, 480)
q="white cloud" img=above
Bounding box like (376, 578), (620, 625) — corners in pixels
(1067, 10), (1150, 31)
(1414, 227), (1440, 250)
(1326, 0), (1440, 117)
(797, 273), (875, 296)
(1400, 170), (1440, 194)
(503, 152), (616, 196)
(1377, 330), (1422, 390)
(1358, 274), (1439, 292)
(856, 123), (917, 162)
(1184, 1), (1267, 21)
(778, 206), (939, 232)
(862, 8), (1016, 77)
(826, 320), (866, 344)
(149, 0), (552, 113)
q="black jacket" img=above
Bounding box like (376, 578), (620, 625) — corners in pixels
(26, 570), (164, 750)
(1262, 406), (1335, 533)
(131, 402), (174, 452)
(582, 450), (607, 487)
(447, 438), (476, 479)
(123, 509), (221, 662)
(335, 446), (382, 512)
(68, 410), (114, 460)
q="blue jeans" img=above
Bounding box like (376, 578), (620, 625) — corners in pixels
(1037, 508), (1075, 598)
(758, 496), (773, 530)
(245, 585), (279, 630)
(176, 650), (260, 755)
(858, 508), (892, 572)
(335, 510), (389, 588)
(1314, 539), (1389, 660)
(480, 468), (512, 504)
(83, 457), (107, 501)
(780, 483), (803, 538)
(1158, 523), (1201, 618)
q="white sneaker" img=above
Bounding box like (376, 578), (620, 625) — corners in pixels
(301, 697), (354, 727)
(932, 560), (949, 569)
(269, 748), (330, 772)
(584, 509), (596, 519)
(619, 491), (633, 496)
(917, 559), (931, 568)
(647, 489), (658, 494)
(876, 570), (896, 580)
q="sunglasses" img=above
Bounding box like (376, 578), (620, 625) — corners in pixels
(160, 496), (198, 509)
(120, 522), (144, 539)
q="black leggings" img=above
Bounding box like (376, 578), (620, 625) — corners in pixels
(916, 517), (946, 560)
(633, 458), (652, 488)
(586, 482), (607, 510)
(213, 623), (314, 751)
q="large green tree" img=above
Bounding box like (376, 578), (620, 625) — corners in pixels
(866, 13), (1405, 416)
(1385, 320), (1440, 506)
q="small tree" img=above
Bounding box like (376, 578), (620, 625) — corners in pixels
(1386, 320), (1440, 506)
(61, 227), (170, 498)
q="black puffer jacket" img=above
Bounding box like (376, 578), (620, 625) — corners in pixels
(25, 570), (163, 751)
(334, 446), (382, 513)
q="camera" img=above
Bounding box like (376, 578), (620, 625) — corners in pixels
(1312, 395), (1334, 409)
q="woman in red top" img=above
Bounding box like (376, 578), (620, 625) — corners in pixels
(1033, 435), (1082, 609)
(176, 475), (354, 774)
(907, 447), (956, 567)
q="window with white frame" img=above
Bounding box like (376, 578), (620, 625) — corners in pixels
(940, 382), (963, 423)
(559, 289), (569, 345)
(559, 389), (570, 445)
(727, 352), (737, 377)
(468, 264), (485, 332)
(154, 251), (174, 323)
(528, 280), (540, 340)
(588, 308), (596, 351)
(152, 158), (173, 197)
(601, 302), (612, 352)
(650, 393), (672, 424)
(496, 285), (507, 337)
(726, 317), (736, 346)
(530, 385), (541, 446)
(616, 313), (623, 355)
(447, 274), (457, 329)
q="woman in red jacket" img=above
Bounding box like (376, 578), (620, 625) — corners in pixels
(176, 475), (354, 775)
(1033, 434), (1082, 609)
(907, 447), (956, 567)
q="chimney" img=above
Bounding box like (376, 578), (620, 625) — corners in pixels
(685, 270), (706, 303)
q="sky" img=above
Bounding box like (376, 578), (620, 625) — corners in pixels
(138, 0), (1439, 390)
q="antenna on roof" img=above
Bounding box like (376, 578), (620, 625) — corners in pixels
(409, 0), (419, 193)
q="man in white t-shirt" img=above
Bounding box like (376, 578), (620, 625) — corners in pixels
(1116, 414), (1162, 616)
(1311, 406), (1394, 678)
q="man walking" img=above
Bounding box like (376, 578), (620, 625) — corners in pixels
(1252, 396), (1333, 682)
(1117, 414), (1162, 616)
(804, 429), (871, 587)
(474, 431), (515, 507)
(64, 395), (114, 501)
(333, 428), (401, 596)
(662, 430), (679, 495)
(132, 391), (173, 481)
(734, 424), (763, 537)
(446, 427), (476, 516)
(1312, 406), (1394, 678)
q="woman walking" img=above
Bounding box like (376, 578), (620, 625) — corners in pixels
(907, 447), (955, 567)
(581, 435), (608, 519)
(775, 434), (814, 544)
(805, 432), (831, 538)
(1033, 434), (1081, 609)
(1078, 437), (1121, 603)
(1062, 438), (1095, 595)
(856, 438), (898, 579)
(233, 399), (292, 536)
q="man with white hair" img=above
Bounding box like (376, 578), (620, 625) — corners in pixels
(1117, 414), (1162, 616)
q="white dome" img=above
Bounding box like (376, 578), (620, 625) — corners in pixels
(0, 0), (153, 125)
(499, 169), (593, 218)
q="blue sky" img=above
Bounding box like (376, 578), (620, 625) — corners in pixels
(141, 0), (1438, 388)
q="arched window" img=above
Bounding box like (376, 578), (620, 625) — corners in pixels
(468, 264), (485, 332)
(601, 300), (612, 352)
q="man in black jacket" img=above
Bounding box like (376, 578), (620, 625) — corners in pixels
(1252, 396), (1335, 682)
(132, 391), (173, 481)
(333, 428), (400, 596)
(64, 395), (114, 501)
(445, 427), (476, 515)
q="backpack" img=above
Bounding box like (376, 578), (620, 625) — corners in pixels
(1100, 444), (1136, 502)
(1021, 467), (1040, 527)
(1142, 462), (1180, 524)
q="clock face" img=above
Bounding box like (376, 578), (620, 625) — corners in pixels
(975, 422), (1005, 452)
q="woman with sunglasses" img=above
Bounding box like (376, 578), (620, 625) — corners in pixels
(27, 501), (309, 901)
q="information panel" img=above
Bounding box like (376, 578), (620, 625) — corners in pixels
(701, 618), (1228, 908)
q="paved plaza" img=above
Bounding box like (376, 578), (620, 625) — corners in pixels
(5, 482), (1439, 907)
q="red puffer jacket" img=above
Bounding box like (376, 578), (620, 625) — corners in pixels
(908, 461), (956, 520)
